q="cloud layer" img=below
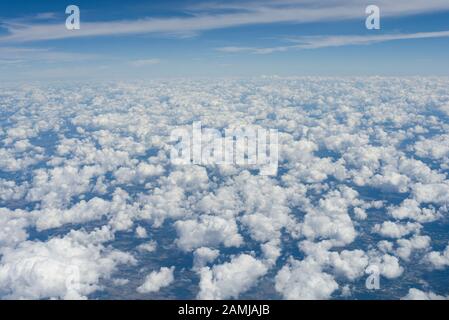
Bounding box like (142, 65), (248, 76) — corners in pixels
(1, 77), (449, 299)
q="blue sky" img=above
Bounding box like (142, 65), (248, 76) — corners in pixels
(1, 0), (449, 81)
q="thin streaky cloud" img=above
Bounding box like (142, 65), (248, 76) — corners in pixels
(129, 59), (161, 67)
(216, 30), (449, 54)
(1, 0), (449, 43)
(0, 46), (99, 62)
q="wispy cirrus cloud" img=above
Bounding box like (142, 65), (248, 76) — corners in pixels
(1, 0), (449, 43)
(216, 30), (449, 54)
(0, 47), (99, 63)
(128, 59), (161, 67)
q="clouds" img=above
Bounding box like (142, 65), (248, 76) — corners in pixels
(0, 179), (27, 201)
(425, 244), (449, 269)
(26, 165), (99, 208)
(33, 197), (111, 231)
(402, 288), (449, 300)
(300, 188), (358, 246)
(370, 254), (404, 279)
(0, 208), (30, 248)
(373, 221), (421, 239)
(217, 30), (449, 54)
(0, 0), (448, 82)
(299, 240), (369, 281)
(135, 226), (148, 239)
(275, 258), (338, 300)
(2, 1), (449, 44)
(193, 247), (220, 270)
(395, 235), (431, 261)
(197, 254), (268, 299)
(129, 59), (161, 67)
(1, 77), (449, 299)
(388, 199), (439, 222)
(0, 47), (99, 63)
(175, 215), (243, 251)
(137, 267), (175, 294)
(414, 135), (449, 160)
(0, 228), (135, 299)
(412, 183), (449, 205)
